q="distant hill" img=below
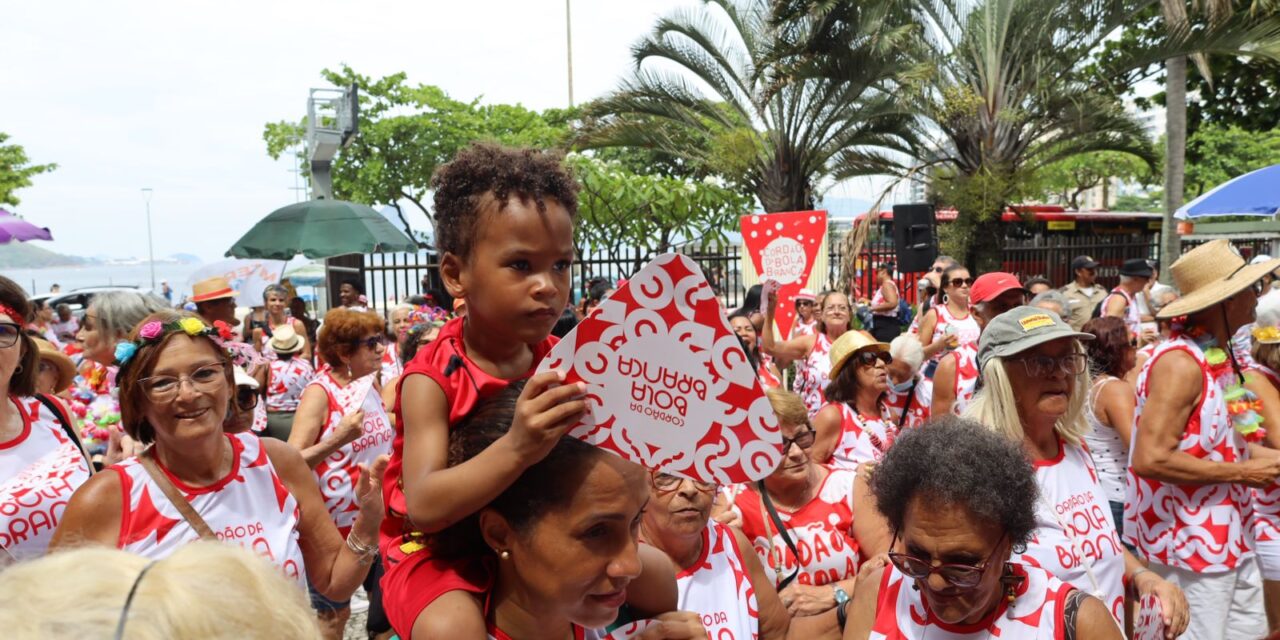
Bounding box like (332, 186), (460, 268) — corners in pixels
(0, 243), (88, 268)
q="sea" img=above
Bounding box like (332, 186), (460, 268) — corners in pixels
(1, 262), (204, 300)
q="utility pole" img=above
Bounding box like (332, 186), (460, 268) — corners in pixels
(566, 0), (575, 106)
(141, 188), (155, 290)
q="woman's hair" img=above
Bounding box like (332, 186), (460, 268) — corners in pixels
(876, 262), (895, 275)
(587, 279), (613, 304)
(117, 310), (238, 444)
(388, 303), (415, 335)
(262, 284), (289, 302)
(766, 388), (809, 428)
(732, 284), (763, 319)
(0, 542), (318, 638)
(889, 334), (924, 375)
(0, 276), (38, 396)
(399, 321), (443, 365)
(872, 416), (1039, 548)
(91, 291), (170, 342)
(317, 308), (386, 368)
(963, 344), (1091, 447)
(431, 380), (605, 558)
(933, 264), (969, 307)
(1082, 317), (1131, 378)
(815, 291), (855, 335)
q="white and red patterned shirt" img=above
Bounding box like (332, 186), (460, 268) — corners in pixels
(1250, 364), (1280, 544)
(307, 372), (395, 536)
(1125, 335), (1254, 572)
(790, 319), (816, 340)
(111, 432), (306, 586)
(826, 402), (897, 470)
(381, 342), (402, 383)
(266, 357), (315, 413)
(1103, 287), (1142, 339)
(869, 563), (1075, 639)
(926, 305), (981, 369)
(796, 332), (834, 416)
(940, 343), (980, 417)
(0, 396), (91, 559)
(672, 521), (758, 640)
(1014, 440), (1126, 625)
(732, 467), (860, 587)
(884, 377), (930, 430)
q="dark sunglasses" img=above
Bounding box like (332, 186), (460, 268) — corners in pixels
(351, 335), (388, 350)
(796, 300), (814, 307)
(948, 277), (975, 288)
(235, 386), (258, 411)
(888, 535), (1006, 589)
(856, 351), (893, 366)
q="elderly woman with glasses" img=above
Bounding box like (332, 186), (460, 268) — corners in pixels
(811, 332), (894, 470)
(843, 417), (1121, 639)
(964, 307), (1187, 637)
(51, 311), (386, 611)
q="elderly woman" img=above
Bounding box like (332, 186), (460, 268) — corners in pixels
(1080, 317), (1137, 542)
(811, 331), (893, 470)
(882, 335), (928, 429)
(31, 336), (75, 398)
(289, 308), (396, 638)
(964, 307), (1187, 636)
(51, 311), (385, 612)
(382, 303), (415, 382)
(843, 417), (1121, 639)
(731, 389), (862, 620)
(0, 277), (92, 561)
(765, 289), (858, 416)
(250, 283), (311, 362)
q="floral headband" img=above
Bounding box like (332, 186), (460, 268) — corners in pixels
(407, 305), (449, 327)
(114, 318), (235, 368)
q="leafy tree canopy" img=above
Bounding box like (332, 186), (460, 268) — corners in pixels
(0, 132), (56, 208)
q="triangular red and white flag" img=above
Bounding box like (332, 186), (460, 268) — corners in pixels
(741, 210), (828, 338)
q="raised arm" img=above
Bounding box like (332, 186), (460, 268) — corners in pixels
(761, 287), (817, 365)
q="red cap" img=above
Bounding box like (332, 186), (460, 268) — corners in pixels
(969, 272), (1027, 304)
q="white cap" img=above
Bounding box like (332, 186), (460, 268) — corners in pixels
(232, 366), (258, 390)
(1252, 254), (1274, 265)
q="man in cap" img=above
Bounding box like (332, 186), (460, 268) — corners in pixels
(1061, 255), (1106, 330)
(1128, 239), (1280, 638)
(1100, 258), (1154, 338)
(931, 272), (1028, 417)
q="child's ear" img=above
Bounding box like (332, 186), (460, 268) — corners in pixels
(478, 508), (516, 557)
(440, 252), (467, 300)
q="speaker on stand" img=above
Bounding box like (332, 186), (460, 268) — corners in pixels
(891, 204), (939, 273)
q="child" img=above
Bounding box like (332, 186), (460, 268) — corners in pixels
(381, 144), (673, 639)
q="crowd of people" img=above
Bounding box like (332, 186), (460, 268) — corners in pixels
(1, 141), (1279, 640)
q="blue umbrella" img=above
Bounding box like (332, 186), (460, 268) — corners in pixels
(1176, 164), (1280, 219)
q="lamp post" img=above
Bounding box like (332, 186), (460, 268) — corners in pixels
(141, 188), (155, 290)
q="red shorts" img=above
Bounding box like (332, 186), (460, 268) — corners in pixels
(380, 543), (492, 639)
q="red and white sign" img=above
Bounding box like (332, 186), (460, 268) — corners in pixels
(741, 211), (827, 338)
(538, 254), (785, 484)
(1132, 593), (1165, 640)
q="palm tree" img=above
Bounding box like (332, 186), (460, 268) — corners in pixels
(580, 0), (920, 214)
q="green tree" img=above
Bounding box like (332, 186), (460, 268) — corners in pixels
(1034, 152), (1156, 209)
(0, 133), (56, 207)
(581, 0), (919, 214)
(1185, 124), (1280, 196)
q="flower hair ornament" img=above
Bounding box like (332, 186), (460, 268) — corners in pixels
(1255, 325), (1280, 345)
(113, 318), (219, 369)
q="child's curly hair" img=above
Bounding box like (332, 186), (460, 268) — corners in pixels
(430, 143), (580, 260)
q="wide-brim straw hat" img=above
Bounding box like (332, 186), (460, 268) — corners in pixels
(190, 276), (239, 303)
(1158, 239), (1280, 319)
(829, 330), (890, 380)
(32, 338), (76, 393)
(269, 324), (305, 354)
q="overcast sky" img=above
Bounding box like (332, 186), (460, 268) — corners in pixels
(2, 0), (895, 262)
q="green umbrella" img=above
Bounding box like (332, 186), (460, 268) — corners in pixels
(226, 200), (420, 259)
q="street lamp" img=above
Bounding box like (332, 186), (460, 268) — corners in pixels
(141, 188), (155, 290)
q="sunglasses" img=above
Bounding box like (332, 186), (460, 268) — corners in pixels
(235, 386), (259, 411)
(351, 335), (388, 350)
(796, 300), (814, 307)
(651, 472), (717, 495)
(948, 277), (975, 288)
(888, 535), (1006, 589)
(781, 428), (817, 452)
(856, 351), (893, 366)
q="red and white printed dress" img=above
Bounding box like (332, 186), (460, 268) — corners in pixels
(266, 357), (314, 413)
(732, 467), (860, 587)
(1124, 335), (1254, 572)
(795, 332), (834, 416)
(883, 378), (930, 429)
(941, 343), (981, 417)
(1014, 440), (1125, 625)
(0, 395), (91, 559)
(111, 432), (306, 586)
(869, 562), (1076, 639)
(306, 372), (395, 536)
(671, 521), (759, 640)
(825, 402), (898, 470)
(790, 319), (816, 340)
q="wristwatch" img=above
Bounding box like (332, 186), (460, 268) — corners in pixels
(833, 584), (851, 629)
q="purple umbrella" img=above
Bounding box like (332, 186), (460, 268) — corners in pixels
(0, 209), (53, 243)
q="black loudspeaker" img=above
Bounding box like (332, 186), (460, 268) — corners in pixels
(892, 204), (938, 273)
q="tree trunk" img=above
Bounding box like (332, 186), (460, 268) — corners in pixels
(1160, 55), (1188, 283)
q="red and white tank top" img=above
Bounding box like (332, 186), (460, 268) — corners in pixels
(111, 432), (306, 585)
(381, 342), (402, 382)
(732, 467), (860, 587)
(872, 282), (899, 318)
(930, 305), (980, 353)
(308, 372), (394, 536)
(869, 562), (1074, 639)
(1125, 335), (1254, 572)
(797, 332), (834, 416)
(1250, 364), (1280, 544)
(827, 402), (897, 470)
(266, 358), (315, 412)
(674, 521), (758, 640)
(1013, 440), (1125, 624)
(790, 319), (816, 340)
(1104, 288), (1141, 339)
(944, 343), (980, 417)
(884, 378), (930, 429)
(492, 625), (602, 640)
(0, 396), (91, 559)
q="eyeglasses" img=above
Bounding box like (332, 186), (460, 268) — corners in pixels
(1008, 353), (1088, 377)
(888, 535), (1006, 589)
(825, 305), (851, 313)
(948, 277), (975, 288)
(351, 335), (388, 350)
(0, 323), (20, 348)
(651, 472), (717, 495)
(856, 351), (893, 366)
(781, 428), (817, 452)
(137, 362), (227, 402)
(235, 386), (258, 411)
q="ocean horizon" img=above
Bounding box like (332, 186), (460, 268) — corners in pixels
(2, 262), (204, 300)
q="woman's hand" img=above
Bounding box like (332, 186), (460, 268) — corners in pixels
(1135, 570), (1189, 639)
(713, 508), (742, 529)
(102, 427), (140, 467)
(634, 611), (707, 639)
(333, 409), (365, 446)
(778, 582), (837, 617)
(354, 454), (389, 528)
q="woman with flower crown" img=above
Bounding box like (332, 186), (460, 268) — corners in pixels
(51, 310), (387, 610)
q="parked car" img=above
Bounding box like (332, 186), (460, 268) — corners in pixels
(31, 286), (153, 319)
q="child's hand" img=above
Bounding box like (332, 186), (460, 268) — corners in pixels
(505, 370), (588, 463)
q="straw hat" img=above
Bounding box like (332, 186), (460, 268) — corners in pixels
(1158, 240), (1280, 319)
(829, 330), (889, 380)
(268, 324), (306, 354)
(190, 276), (238, 303)
(32, 338), (75, 393)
